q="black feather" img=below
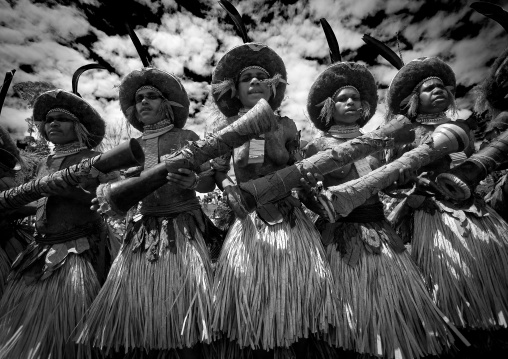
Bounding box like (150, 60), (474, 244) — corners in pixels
(362, 34), (404, 70)
(471, 2), (508, 34)
(219, 0), (250, 43)
(0, 70), (15, 117)
(72, 64), (107, 97)
(125, 21), (152, 67)
(320, 19), (341, 63)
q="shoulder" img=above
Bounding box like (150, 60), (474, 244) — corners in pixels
(173, 128), (200, 141)
(211, 115), (238, 133)
(277, 115), (297, 130)
(303, 137), (327, 158)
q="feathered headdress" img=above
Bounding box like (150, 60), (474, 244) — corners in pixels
(307, 19), (378, 130)
(211, 0), (287, 117)
(32, 64), (108, 148)
(118, 21), (189, 131)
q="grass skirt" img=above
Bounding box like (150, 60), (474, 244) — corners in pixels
(212, 207), (338, 350)
(412, 201), (508, 330)
(323, 220), (456, 358)
(0, 253), (101, 359)
(76, 213), (213, 354)
(0, 247), (9, 298)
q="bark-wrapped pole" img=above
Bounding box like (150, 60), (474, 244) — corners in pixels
(324, 121), (471, 217)
(98, 98), (277, 215)
(232, 115), (415, 215)
(0, 138), (144, 212)
(436, 127), (508, 201)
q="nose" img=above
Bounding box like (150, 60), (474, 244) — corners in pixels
(433, 87), (445, 95)
(141, 96), (149, 104)
(49, 120), (60, 127)
(250, 77), (260, 84)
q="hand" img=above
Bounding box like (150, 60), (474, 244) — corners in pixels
(167, 168), (198, 189)
(39, 176), (70, 197)
(385, 166), (418, 191)
(296, 177), (328, 218)
(90, 197), (100, 212)
(223, 185), (251, 219)
(301, 172), (324, 187)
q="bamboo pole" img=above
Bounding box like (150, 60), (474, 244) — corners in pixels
(99, 99), (277, 214)
(234, 115), (415, 215)
(0, 139), (144, 212)
(436, 127), (508, 200)
(325, 121), (471, 217)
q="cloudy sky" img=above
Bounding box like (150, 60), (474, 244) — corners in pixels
(1, 0), (507, 146)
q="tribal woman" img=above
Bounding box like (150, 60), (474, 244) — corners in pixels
(209, 4), (338, 358)
(0, 124), (33, 300)
(76, 67), (216, 359)
(304, 53), (458, 358)
(386, 57), (508, 356)
(0, 86), (109, 359)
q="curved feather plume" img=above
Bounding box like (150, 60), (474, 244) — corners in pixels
(471, 2), (508, 34)
(125, 21), (152, 67)
(72, 64), (107, 97)
(219, 0), (250, 43)
(0, 69), (15, 117)
(320, 19), (341, 63)
(362, 34), (404, 70)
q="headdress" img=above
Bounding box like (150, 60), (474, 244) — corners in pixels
(211, 0), (287, 117)
(119, 68), (189, 132)
(33, 64), (107, 148)
(307, 19), (378, 131)
(362, 35), (456, 119)
(119, 22), (189, 131)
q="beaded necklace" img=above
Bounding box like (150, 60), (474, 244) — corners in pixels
(53, 141), (87, 158)
(415, 112), (449, 125)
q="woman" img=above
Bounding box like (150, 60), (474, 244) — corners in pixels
(0, 124), (33, 299)
(209, 16), (338, 358)
(77, 67), (216, 359)
(304, 60), (457, 359)
(0, 88), (108, 359)
(387, 57), (508, 356)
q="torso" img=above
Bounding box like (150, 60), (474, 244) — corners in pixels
(213, 114), (298, 183)
(36, 149), (101, 234)
(139, 127), (199, 208)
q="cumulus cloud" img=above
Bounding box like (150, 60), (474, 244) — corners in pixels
(1, 0), (507, 144)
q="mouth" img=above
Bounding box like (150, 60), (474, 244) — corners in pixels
(140, 108), (152, 113)
(48, 130), (62, 135)
(248, 89), (264, 95)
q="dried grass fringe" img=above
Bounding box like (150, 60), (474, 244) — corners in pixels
(0, 248), (10, 298)
(412, 205), (508, 330)
(76, 215), (213, 354)
(0, 253), (100, 359)
(324, 220), (456, 359)
(212, 207), (338, 350)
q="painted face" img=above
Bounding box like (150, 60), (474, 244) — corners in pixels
(418, 78), (451, 114)
(236, 68), (271, 109)
(332, 87), (362, 125)
(135, 88), (163, 125)
(44, 111), (78, 145)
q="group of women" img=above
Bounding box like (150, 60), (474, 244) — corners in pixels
(0, 2), (508, 359)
